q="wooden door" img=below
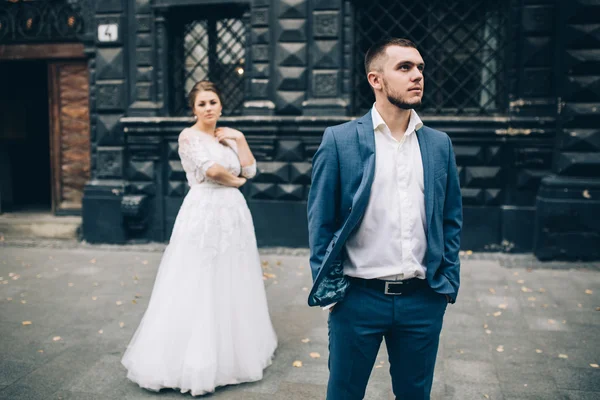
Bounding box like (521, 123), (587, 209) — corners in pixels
(48, 61), (90, 213)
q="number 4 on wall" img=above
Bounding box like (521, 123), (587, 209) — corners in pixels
(97, 24), (118, 42)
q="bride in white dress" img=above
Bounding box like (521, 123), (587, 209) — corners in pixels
(121, 81), (277, 396)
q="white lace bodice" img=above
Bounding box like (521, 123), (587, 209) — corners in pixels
(178, 127), (256, 186)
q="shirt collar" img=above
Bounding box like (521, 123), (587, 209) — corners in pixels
(371, 103), (423, 136)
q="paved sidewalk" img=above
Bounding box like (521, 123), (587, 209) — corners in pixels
(0, 242), (599, 400)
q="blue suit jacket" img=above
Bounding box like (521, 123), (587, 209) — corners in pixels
(307, 112), (463, 307)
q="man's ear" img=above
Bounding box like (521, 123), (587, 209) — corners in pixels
(367, 71), (382, 91)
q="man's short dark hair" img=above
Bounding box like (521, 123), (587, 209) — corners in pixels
(364, 38), (418, 74)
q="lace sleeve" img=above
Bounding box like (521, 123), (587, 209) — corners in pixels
(241, 162), (257, 179)
(224, 139), (257, 179)
(178, 132), (216, 178)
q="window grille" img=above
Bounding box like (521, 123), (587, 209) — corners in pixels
(171, 5), (248, 116)
(0, 0), (83, 43)
(352, 0), (508, 115)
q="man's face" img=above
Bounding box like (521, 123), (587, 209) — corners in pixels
(377, 46), (425, 109)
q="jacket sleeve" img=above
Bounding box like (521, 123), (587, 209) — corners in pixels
(307, 127), (340, 282)
(441, 135), (463, 303)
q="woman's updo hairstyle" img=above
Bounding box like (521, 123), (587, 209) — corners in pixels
(187, 80), (223, 113)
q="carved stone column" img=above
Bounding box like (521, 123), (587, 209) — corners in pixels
(82, 0), (129, 243)
(243, 0), (276, 115)
(534, 0), (600, 260)
(302, 0), (347, 116)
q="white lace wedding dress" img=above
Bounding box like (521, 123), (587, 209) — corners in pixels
(121, 127), (277, 396)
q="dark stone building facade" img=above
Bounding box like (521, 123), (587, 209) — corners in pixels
(1, 0), (598, 259)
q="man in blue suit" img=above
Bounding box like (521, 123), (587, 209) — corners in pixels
(307, 38), (462, 399)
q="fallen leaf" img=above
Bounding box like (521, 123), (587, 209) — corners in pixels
(8, 273), (14, 277)
(6, 297), (12, 301)
(92, 296), (97, 301)
(142, 260), (148, 265)
(273, 281), (278, 284)
(22, 321), (32, 325)
(558, 354), (568, 359)
(496, 345), (504, 353)
(98, 330), (103, 334)
(292, 360), (303, 368)
(380, 361), (385, 364)
(21, 300), (26, 304)
(2, 280), (8, 284)
(68, 283), (74, 287)
(36, 274), (42, 278)
(513, 272), (519, 276)
(578, 304), (583, 308)
(538, 288), (546, 293)
(90, 258), (96, 264)
(375, 365), (382, 369)
(93, 282), (99, 287)
(596, 307), (600, 311)
(296, 272), (304, 276)
(489, 288), (496, 294)
(53, 336), (61, 341)
(485, 330), (492, 335)
(548, 319), (556, 324)
(116, 301), (123, 306)
(466, 250), (473, 255)
(119, 322), (125, 328)
(263, 273), (276, 279)
(38, 350), (44, 353)
(535, 349), (543, 354)
(590, 364), (599, 368)
(483, 324), (488, 329)
(521, 286), (532, 293)
(261, 261), (269, 267)
(585, 289), (593, 295)
(582, 189), (591, 199)
(276, 261), (282, 266)
(132, 300), (137, 304)
(528, 297), (536, 301)
(498, 304), (507, 309)
(458, 349), (464, 354)
(517, 279), (525, 284)
(302, 287), (308, 292)
(484, 395), (489, 399)
(493, 311), (502, 317)
(301, 338), (310, 343)
(309, 352), (321, 359)
(12, 275), (20, 280)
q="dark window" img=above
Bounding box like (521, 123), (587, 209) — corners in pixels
(170, 5), (248, 116)
(352, 0), (508, 116)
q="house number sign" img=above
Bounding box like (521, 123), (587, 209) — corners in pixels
(97, 24), (119, 42)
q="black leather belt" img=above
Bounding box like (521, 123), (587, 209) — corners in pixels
(348, 276), (427, 295)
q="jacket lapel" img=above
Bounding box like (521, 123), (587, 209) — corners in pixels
(357, 112), (375, 162)
(416, 127), (434, 231)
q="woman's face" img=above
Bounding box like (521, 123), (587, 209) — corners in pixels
(193, 90), (222, 123)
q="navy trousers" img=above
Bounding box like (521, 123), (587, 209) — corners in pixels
(327, 279), (447, 400)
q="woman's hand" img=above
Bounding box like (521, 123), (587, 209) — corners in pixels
(215, 127), (244, 142)
(234, 177), (247, 188)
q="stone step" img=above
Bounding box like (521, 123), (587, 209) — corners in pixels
(0, 212), (81, 240)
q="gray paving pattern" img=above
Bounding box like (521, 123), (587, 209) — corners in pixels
(0, 243), (599, 399)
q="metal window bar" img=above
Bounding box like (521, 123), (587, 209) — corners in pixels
(352, 0), (507, 116)
(170, 6), (247, 116)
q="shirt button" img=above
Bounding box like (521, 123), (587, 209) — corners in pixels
(349, 207), (352, 212)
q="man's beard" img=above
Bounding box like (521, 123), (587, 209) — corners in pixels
(383, 79), (422, 110)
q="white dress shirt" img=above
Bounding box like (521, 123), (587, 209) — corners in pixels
(343, 104), (428, 281)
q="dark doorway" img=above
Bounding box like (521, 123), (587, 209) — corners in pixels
(0, 61), (51, 211)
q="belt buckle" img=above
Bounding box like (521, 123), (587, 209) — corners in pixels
(384, 281), (403, 295)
